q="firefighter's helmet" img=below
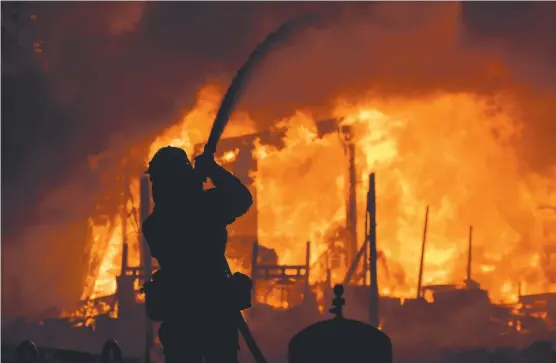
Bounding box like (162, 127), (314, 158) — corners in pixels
(145, 146), (192, 176)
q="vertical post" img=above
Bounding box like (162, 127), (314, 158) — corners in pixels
(140, 175), (152, 279)
(120, 243), (129, 276)
(325, 268), (332, 311)
(121, 172), (129, 275)
(363, 241), (369, 286)
(252, 158), (259, 246)
(363, 193), (370, 287)
(304, 241), (311, 301)
(139, 175), (152, 363)
(467, 225), (473, 285)
(416, 205), (430, 299)
(341, 125), (357, 271)
(116, 241), (133, 321)
(347, 139), (357, 270)
(368, 173), (380, 328)
(120, 223), (128, 275)
(251, 241), (259, 304)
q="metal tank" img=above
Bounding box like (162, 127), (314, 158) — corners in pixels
(288, 284), (392, 363)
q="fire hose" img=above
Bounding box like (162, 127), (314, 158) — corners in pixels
(199, 13), (320, 363)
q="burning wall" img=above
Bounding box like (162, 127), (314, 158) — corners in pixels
(2, 2), (556, 320)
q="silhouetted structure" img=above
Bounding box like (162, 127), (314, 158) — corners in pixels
(192, 118), (358, 274)
(416, 205), (430, 298)
(367, 173), (379, 328)
(288, 284), (392, 363)
(251, 240), (311, 307)
(343, 173), (380, 327)
(339, 125), (358, 269)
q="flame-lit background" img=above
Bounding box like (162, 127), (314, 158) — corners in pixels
(2, 2), (556, 323)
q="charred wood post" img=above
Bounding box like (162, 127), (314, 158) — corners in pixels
(343, 173), (378, 290)
(116, 242), (136, 320)
(305, 241), (311, 299)
(363, 239), (369, 286)
(251, 241), (260, 304)
(139, 175), (153, 363)
(340, 125), (358, 272)
(325, 268), (332, 312)
(466, 225), (473, 287)
(416, 205), (430, 299)
(120, 238), (128, 277)
(340, 173), (379, 323)
(116, 173), (135, 319)
(368, 173), (380, 328)
(122, 172), (129, 269)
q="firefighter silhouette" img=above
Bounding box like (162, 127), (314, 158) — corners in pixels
(142, 146), (253, 363)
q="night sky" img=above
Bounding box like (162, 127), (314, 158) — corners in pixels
(2, 2), (555, 315)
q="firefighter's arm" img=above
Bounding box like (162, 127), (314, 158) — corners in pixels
(196, 154), (253, 218)
(209, 164), (253, 218)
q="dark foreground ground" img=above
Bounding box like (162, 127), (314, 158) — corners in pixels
(2, 340), (556, 363)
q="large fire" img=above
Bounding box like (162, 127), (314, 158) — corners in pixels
(77, 84), (556, 317)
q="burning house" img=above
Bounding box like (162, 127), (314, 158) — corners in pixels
(3, 111), (556, 362)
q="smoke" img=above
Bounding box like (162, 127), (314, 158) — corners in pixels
(461, 2), (556, 90)
(461, 2), (556, 173)
(2, 2), (555, 316)
(241, 3), (556, 156)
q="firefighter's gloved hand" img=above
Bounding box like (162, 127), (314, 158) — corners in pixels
(194, 152), (217, 180)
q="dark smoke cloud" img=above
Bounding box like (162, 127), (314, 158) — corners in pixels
(461, 2), (556, 172)
(461, 2), (556, 90)
(243, 2), (556, 118)
(1, 2), (555, 315)
(241, 3), (509, 121)
(1, 1), (318, 241)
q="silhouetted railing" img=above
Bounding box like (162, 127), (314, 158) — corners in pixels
(101, 340), (123, 363)
(16, 341), (41, 363)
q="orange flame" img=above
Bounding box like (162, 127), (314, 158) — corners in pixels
(77, 84), (556, 319)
